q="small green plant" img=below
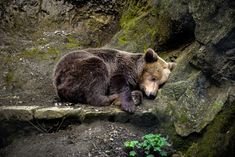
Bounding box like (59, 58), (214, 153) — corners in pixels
(124, 134), (169, 157)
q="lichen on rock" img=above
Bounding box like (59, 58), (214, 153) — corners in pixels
(0, 0), (235, 156)
(155, 42), (231, 136)
(185, 97), (235, 157)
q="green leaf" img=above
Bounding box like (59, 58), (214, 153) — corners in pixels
(141, 141), (148, 148)
(159, 151), (167, 157)
(154, 147), (161, 152)
(124, 134), (169, 157)
(124, 141), (139, 148)
(146, 145), (151, 150)
(129, 150), (137, 157)
(145, 150), (150, 155)
(124, 141), (131, 148)
(143, 134), (155, 140)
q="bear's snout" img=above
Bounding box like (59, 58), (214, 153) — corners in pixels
(142, 85), (158, 99)
(146, 92), (156, 100)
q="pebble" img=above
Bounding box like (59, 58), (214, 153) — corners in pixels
(13, 96), (19, 99)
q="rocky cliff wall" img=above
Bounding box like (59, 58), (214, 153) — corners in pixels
(0, 0), (234, 156)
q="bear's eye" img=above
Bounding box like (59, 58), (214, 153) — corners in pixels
(150, 77), (156, 81)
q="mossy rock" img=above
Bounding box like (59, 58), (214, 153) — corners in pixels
(106, 0), (196, 52)
(185, 98), (235, 157)
(155, 42), (231, 137)
(173, 73), (230, 136)
(106, 0), (172, 52)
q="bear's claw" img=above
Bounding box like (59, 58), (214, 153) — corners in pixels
(131, 90), (143, 106)
(121, 101), (136, 113)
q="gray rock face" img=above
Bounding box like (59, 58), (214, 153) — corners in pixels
(0, 0), (123, 107)
(187, 0), (235, 86)
(106, 0), (235, 137)
(160, 2), (235, 134)
(189, 0), (235, 45)
(0, 0), (234, 155)
(156, 42), (232, 136)
(0, 0), (123, 32)
(190, 29), (235, 84)
(0, 103), (158, 127)
(106, 0), (196, 52)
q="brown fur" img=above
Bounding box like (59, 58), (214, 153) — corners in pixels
(53, 48), (176, 112)
(139, 48), (176, 98)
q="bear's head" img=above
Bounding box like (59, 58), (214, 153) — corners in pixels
(139, 48), (176, 99)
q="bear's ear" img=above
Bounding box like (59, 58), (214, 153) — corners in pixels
(144, 48), (158, 62)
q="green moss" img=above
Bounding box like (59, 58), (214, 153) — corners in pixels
(120, 0), (151, 29)
(0, 54), (18, 62)
(65, 36), (81, 49)
(5, 69), (15, 85)
(0, 56), (19, 86)
(185, 143), (199, 156)
(20, 48), (44, 59)
(47, 47), (60, 55)
(113, 0), (172, 52)
(118, 34), (127, 45)
(114, 0), (155, 51)
(178, 113), (190, 124)
(19, 47), (61, 60)
(66, 43), (80, 49)
(155, 115), (195, 152)
(185, 101), (235, 157)
(36, 38), (49, 46)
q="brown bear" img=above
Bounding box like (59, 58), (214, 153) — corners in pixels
(53, 48), (176, 112)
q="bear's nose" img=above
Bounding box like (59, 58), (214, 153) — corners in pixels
(145, 91), (156, 99)
(148, 94), (156, 100)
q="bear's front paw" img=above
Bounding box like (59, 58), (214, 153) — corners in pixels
(121, 101), (136, 113)
(131, 90), (143, 106)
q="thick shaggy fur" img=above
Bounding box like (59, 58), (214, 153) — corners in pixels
(53, 48), (176, 112)
(53, 48), (144, 112)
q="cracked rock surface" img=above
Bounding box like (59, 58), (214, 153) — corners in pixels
(0, 0), (235, 156)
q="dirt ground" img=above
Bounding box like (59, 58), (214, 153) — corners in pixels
(0, 121), (154, 157)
